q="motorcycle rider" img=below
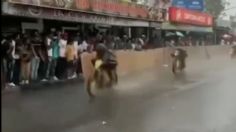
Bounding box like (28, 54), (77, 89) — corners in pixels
(230, 45), (236, 58)
(94, 43), (118, 85)
(171, 48), (188, 73)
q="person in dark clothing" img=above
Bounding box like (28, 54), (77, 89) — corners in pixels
(12, 34), (23, 85)
(95, 44), (118, 84)
(2, 37), (14, 86)
(38, 33), (49, 81)
(1, 36), (11, 89)
(171, 48), (188, 73)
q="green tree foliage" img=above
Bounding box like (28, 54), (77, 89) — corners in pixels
(205, 0), (229, 18)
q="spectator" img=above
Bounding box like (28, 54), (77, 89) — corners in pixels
(31, 31), (41, 80)
(114, 36), (121, 49)
(131, 38), (136, 50)
(122, 35), (129, 50)
(104, 31), (114, 49)
(11, 34), (22, 86)
(20, 35), (32, 84)
(170, 40), (175, 47)
(71, 35), (80, 78)
(1, 36), (11, 88)
(66, 38), (77, 79)
(75, 34), (85, 77)
(46, 34), (60, 80)
(74, 31), (82, 45)
(78, 38), (89, 53)
(137, 36), (145, 50)
(57, 33), (68, 79)
(135, 38), (143, 51)
(40, 33), (51, 81)
(1, 36), (7, 89)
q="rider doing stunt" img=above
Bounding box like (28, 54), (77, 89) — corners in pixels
(87, 44), (118, 98)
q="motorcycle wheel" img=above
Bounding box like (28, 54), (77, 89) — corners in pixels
(86, 69), (112, 98)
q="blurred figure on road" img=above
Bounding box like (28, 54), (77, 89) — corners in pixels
(95, 44), (118, 84)
(230, 45), (236, 58)
(171, 48), (188, 74)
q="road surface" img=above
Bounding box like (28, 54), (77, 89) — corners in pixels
(2, 57), (236, 132)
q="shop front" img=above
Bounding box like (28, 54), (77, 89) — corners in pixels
(161, 6), (214, 46)
(2, 0), (164, 38)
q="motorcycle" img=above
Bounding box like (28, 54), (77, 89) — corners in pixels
(229, 45), (236, 58)
(171, 48), (187, 74)
(86, 58), (118, 98)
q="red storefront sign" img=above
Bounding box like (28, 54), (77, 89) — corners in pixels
(169, 7), (213, 27)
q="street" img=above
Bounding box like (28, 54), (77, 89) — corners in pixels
(2, 57), (236, 132)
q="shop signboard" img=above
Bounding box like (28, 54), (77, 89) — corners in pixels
(172, 0), (204, 11)
(172, 0), (186, 8)
(2, 2), (149, 27)
(7, 0), (164, 21)
(169, 7), (213, 26)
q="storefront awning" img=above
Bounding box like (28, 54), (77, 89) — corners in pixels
(149, 22), (161, 29)
(2, 2), (149, 27)
(162, 22), (213, 33)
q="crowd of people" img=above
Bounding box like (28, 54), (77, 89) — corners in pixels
(1, 29), (149, 90)
(1, 30), (84, 89)
(2, 29), (234, 90)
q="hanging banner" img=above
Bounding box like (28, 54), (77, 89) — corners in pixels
(169, 7), (213, 26)
(172, 0), (186, 8)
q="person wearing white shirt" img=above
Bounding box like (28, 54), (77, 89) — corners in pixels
(78, 40), (88, 52)
(57, 34), (67, 79)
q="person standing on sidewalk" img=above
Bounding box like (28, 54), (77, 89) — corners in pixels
(39, 33), (50, 82)
(46, 34), (60, 81)
(11, 34), (22, 86)
(57, 33), (68, 79)
(30, 31), (42, 81)
(66, 37), (77, 79)
(1, 36), (10, 89)
(20, 35), (32, 85)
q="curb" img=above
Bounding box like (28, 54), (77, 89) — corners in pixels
(2, 78), (84, 95)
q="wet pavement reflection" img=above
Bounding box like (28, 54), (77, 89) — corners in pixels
(2, 57), (236, 132)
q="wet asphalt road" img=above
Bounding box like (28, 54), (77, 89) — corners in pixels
(2, 57), (236, 132)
